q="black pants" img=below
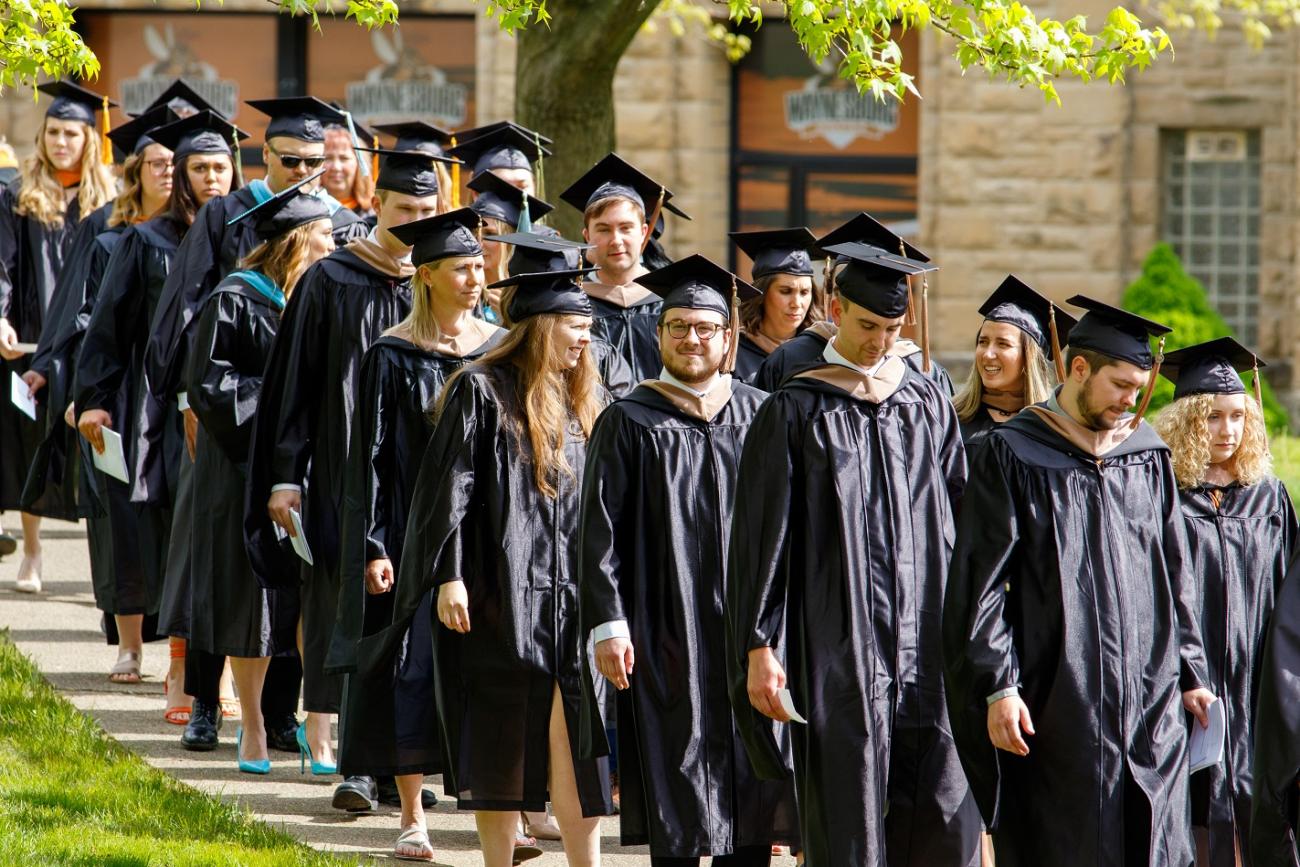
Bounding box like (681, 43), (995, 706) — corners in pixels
(651, 845), (772, 867)
(185, 648), (302, 719)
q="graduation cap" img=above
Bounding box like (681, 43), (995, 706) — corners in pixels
(813, 213), (928, 263)
(979, 275), (1078, 381)
(468, 171), (553, 231)
(36, 80), (117, 126)
(149, 110), (249, 160)
(559, 153), (690, 222)
(447, 123), (550, 175)
(1065, 296), (1170, 370)
(1160, 337), (1266, 403)
(638, 254), (759, 373)
(226, 170), (333, 241)
(107, 106), (180, 161)
(245, 96), (347, 142)
(387, 207), (485, 266)
(459, 120), (554, 147)
(141, 80), (215, 118)
(357, 147), (458, 197)
(373, 121), (453, 155)
(491, 267), (596, 322)
(821, 242), (937, 319)
(487, 229), (591, 276)
(730, 227), (817, 280)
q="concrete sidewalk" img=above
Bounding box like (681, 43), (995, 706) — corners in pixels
(0, 521), (796, 866)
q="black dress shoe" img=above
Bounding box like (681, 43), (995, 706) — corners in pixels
(332, 775), (377, 812)
(265, 715), (300, 753)
(0, 533), (16, 557)
(181, 699), (222, 751)
(376, 778), (437, 808)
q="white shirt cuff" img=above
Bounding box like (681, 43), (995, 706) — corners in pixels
(987, 686), (1021, 706)
(176, 391), (190, 412)
(591, 620), (630, 644)
(271, 483), (302, 494)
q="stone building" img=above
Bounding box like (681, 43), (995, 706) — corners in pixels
(1, 0), (1293, 408)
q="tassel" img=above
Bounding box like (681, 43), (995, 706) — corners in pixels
(344, 110), (369, 178)
(641, 187), (666, 258)
(1129, 336), (1165, 430)
(919, 275), (931, 374)
(450, 135), (460, 208)
(517, 194), (532, 233)
(101, 96), (112, 165)
(823, 256), (834, 299)
(371, 135), (380, 180)
(1253, 360), (1263, 406)
(533, 131), (546, 203)
(723, 276), (740, 374)
(232, 127), (243, 184)
(1049, 305), (1066, 383)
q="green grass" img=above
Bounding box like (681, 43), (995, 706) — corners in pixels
(1273, 434), (1300, 508)
(0, 630), (353, 867)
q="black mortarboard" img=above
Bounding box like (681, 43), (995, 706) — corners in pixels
(107, 107), (180, 160)
(358, 147), (457, 197)
(814, 213), (928, 262)
(1159, 337), (1264, 400)
(468, 171), (553, 229)
(142, 80), (214, 118)
(730, 227), (817, 280)
(488, 229), (591, 276)
(227, 170), (333, 241)
(822, 242), (938, 318)
(36, 81), (116, 125)
(387, 207), (484, 266)
(458, 120), (553, 147)
(978, 275), (1078, 360)
(559, 153), (690, 220)
(448, 124), (550, 175)
(638, 254), (759, 319)
(245, 96), (346, 142)
(373, 121), (453, 155)
(1065, 296), (1171, 370)
(149, 110), (249, 160)
(492, 268), (596, 321)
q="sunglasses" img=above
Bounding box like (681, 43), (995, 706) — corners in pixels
(269, 145), (326, 170)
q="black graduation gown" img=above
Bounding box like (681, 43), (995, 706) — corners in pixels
(1179, 480), (1295, 867)
(726, 361), (968, 866)
(1251, 549), (1300, 867)
(732, 332), (768, 385)
(958, 408), (1001, 450)
(588, 338), (636, 399)
(381, 363), (613, 814)
(577, 380), (799, 856)
(20, 202), (112, 519)
(0, 180), (87, 509)
(753, 326), (954, 396)
(75, 217), (187, 623)
(184, 276), (297, 658)
(332, 331), (503, 778)
(943, 407), (1212, 867)
(587, 288), (663, 384)
(243, 248), (412, 712)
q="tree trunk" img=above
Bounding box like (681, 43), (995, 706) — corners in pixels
(516, 0), (659, 240)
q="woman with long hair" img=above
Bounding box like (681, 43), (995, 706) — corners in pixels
(333, 211), (504, 861)
(1151, 338), (1297, 867)
(729, 228), (821, 384)
(950, 276), (1074, 447)
(380, 221), (612, 864)
(184, 182), (334, 775)
(0, 81), (117, 587)
(75, 111), (245, 697)
(322, 123), (375, 221)
(468, 170), (551, 323)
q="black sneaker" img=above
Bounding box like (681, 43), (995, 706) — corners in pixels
(331, 775), (378, 812)
(181, 699), (222, 751)
(265, 714), (300, 753)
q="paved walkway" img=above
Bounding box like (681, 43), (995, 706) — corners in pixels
(0, 521), (796, 865)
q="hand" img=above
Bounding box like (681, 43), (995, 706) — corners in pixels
(1183, 688), (1217, 729)
(20, 370), (46, 397)
(988, 695), (1035, 756)
(595, 636), (635, 690)
(747, 646), (790, 722)
(0, 319), (21, 361)
(77, 409), (113, 454)
(364, 558), (394, 595)
(437, 580), (470, 633)
(182, 408), (198, 461)
(64, 402), (75, 429)
(484, 286), (503, 317)
(267, 489), (301, 537)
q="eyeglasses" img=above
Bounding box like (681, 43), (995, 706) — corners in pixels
(144, 158), (173, 174)
(268, 145), (326, 170)
(665, 320), (725, 340)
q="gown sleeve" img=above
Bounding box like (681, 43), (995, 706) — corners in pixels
(578, 405), (634, 633)
(185, 290), (262, 465)
(1156, 451), (1210, 692)
(0, 184), (19, 325)
(74, 230), (145, 415)
(265, 273), (328, 488)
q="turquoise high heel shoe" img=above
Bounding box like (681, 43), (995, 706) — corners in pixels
(296, 722), (337, 775)
(236, 727), (270, 775)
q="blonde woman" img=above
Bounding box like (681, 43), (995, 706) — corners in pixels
(1152, 338), (1297, 867)
(0, 81), (117, 586)
(951, 276), (1076, 448)
(382, 236), (612, 865)
(729, 227), (821, 384)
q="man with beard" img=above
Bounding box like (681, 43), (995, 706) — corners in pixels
(944, 296), (1218, 866)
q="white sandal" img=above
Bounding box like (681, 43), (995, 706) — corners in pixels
(15, 553), (42, 593)
(393, 826), (435, 863)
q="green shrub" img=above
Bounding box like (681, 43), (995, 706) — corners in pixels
(1121, 243), (1289, 431)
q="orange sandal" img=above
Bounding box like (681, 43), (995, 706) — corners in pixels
(219, 697), (240, 720)
(164, 705), (191, 725)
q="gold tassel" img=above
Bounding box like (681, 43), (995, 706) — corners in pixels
(371, 135), (380, 180)
(641, 187), (666, 258)
(899, 239), (917, 327)
(450, 135), (460, 208)
(1130, 336), (1165, 430)
(231, 127), (243, 184)
(1253, 360), (1263, 406)
(919, 275), (931, 373)
(723, 276), (740, 374)
(823, 256), (834, 298)
(533, 131), (545, 203)
(101, 96), (112, 165)
(1049, 305), (1066, 383)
